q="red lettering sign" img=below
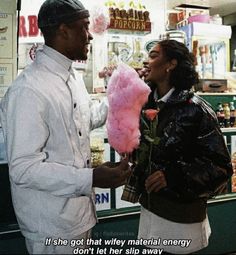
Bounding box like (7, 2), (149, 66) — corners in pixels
(19, 16), (27, 37)
(28, 15), (39, 37)
(19, 15), (42, 38)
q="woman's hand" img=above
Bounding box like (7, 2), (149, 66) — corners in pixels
(145, 171), (167, 193)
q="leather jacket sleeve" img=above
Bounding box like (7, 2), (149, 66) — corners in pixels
(152, 101), (233, 201)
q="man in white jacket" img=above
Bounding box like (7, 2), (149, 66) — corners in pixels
(0, 0), (131, 254)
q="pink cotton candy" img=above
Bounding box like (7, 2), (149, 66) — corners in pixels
(90, 7), (110, 35)
(106, 63), (151, 154)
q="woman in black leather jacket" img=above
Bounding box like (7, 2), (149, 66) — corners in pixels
(122, 40), (233, 254)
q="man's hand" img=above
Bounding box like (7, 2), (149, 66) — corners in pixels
(145, 171), (167, 193)
(93, 158), (131, 188)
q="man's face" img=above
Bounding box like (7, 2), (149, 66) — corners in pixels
(64, 18), (93, 60)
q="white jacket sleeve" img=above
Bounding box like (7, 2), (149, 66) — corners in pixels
(75, 72), (109, 130)
(89, 97), (108, 130)
(0, 87), (93, 198)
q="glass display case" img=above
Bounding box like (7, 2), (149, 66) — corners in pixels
(179, 22), (232, 80)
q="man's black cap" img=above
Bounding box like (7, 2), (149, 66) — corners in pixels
(38, 0), (90, 29)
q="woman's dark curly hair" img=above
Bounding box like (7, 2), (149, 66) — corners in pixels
(158, 39), (199, 90)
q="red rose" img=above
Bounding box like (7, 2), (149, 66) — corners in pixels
(144, 109), (159, 121)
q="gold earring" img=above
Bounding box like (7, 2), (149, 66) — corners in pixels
(166, 69), (169, 73)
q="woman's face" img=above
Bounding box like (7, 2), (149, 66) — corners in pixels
(144, 44), (171, 84)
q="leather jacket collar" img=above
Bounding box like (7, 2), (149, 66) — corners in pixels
(166, 89), (194, 105)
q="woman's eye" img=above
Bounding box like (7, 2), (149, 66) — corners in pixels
(149, 53), (158, 59)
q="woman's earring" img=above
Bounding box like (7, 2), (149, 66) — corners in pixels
(166, 69), (170, 73)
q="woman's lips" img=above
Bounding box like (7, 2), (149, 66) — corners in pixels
(137, 67), (150, 79)
(143, 68), (150, 77)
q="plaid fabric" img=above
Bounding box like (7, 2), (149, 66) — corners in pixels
(121, 173), (141, 203)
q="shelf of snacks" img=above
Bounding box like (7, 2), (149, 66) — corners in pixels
(197, 93), (236, 129)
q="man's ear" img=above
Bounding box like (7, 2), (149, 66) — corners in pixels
(58, 23), (69, 39)
(169, 59), (177, 71)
